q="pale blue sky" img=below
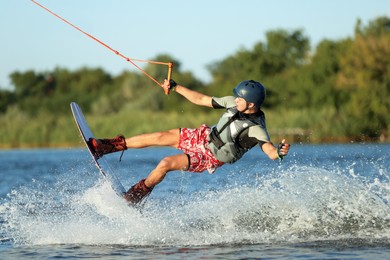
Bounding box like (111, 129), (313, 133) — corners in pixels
(1, 0), (389, 89)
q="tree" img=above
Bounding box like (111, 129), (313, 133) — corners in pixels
(337, 16), (390, 138)
(0, 89), (15, 113)
(10, 70), (51, 98)
(208, 29), (310, 101)
(302, 39), (351, 109)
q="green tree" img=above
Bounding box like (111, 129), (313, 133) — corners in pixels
(337, 16), (390, 138)
(10, 70), (52, 115)
(208, 29), (310, 102)
(0, 89), (15, 113)
(283, 39), (351, 109)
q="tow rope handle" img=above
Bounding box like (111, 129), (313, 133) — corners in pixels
(165, 62), (174, 95)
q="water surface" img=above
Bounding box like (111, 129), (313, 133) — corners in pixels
(0, 144), (389, 258)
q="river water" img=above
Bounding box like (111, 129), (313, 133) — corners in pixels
(0, 144), (389, 259)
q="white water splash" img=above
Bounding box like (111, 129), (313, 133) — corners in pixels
(1, 165), (389, 246)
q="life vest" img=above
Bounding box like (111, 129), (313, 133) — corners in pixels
(208, 107), (264, 163)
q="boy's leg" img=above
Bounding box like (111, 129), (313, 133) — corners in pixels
(125, 129), (180, 149)
(144, 153), (189, 187)
(89, 129), (181, 157)
(124, 153), (189, 204)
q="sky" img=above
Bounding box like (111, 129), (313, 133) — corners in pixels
(1, 0), (389, 89)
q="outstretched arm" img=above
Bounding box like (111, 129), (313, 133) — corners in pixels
(162, 79), (213, 107)
(262, 139), (290, 160)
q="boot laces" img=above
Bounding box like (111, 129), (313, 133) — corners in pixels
(111, 135), (126, 161)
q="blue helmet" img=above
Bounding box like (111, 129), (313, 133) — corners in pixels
(233, 80), (266, 107)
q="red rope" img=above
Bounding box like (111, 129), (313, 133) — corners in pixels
(31, 0), (171, 87)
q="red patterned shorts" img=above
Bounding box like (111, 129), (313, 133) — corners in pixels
(177, 124), (224, 173)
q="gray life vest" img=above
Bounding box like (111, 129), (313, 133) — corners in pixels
(208, 107), (264, 163)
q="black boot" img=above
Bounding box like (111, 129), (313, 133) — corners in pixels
(88, 135), (127, 159)
(123, 179), (153, 204)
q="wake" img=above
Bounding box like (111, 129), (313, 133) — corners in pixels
(1, 164), (389, 246)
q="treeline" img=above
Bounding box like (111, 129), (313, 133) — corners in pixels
(0, 17), (389, 148)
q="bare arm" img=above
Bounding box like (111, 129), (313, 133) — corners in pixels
(162, 79), (213, 107)
(261, 139), (290, 160)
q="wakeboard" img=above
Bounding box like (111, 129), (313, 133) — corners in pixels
(70, 102), (126, 198)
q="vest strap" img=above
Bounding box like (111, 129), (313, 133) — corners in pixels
(209, 127), (225, 149)
(209, 112), (239, 149)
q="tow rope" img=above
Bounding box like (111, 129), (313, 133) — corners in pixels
(31, 0), (173, 95)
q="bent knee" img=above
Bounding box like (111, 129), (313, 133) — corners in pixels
(156, 157), (176, 171)
(156, 155), (189, 172)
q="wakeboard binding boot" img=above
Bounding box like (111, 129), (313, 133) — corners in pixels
(88, 135), (127, 159)
(124, 179), (153, 204)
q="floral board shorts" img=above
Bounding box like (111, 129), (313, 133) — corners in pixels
(177, 124), (224, 174)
